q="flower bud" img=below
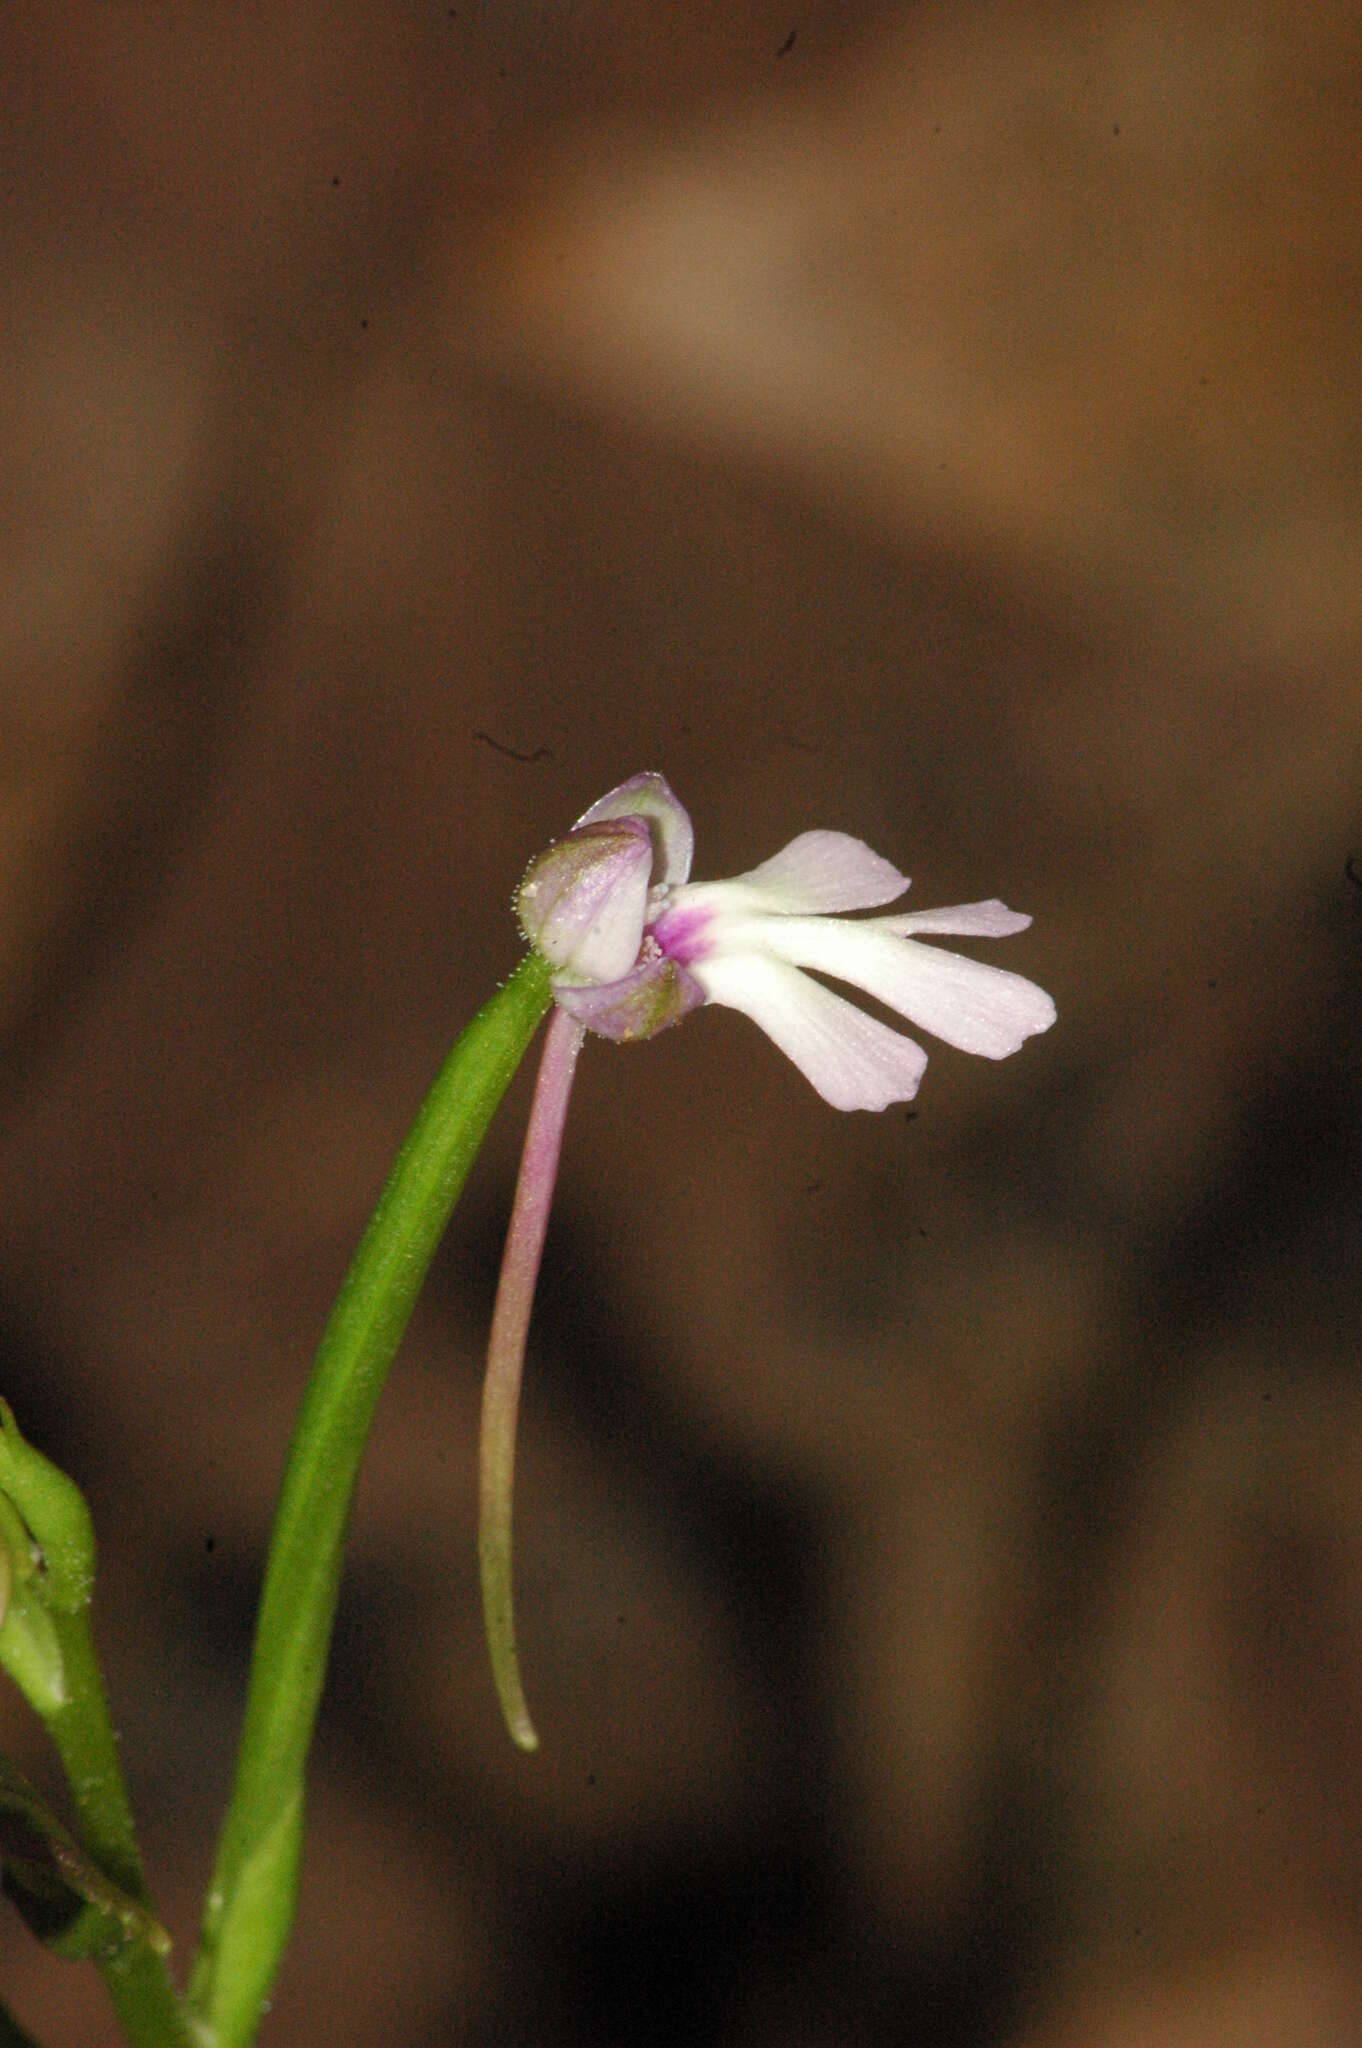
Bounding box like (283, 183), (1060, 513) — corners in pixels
(517, 816), (654, 984)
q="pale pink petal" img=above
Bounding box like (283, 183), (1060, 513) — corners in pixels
(552, 952), (705, 1039)
(518, 818), (653, 982)
(575, 772), (694, 885)
(884, 899), (1033, 938)
(730, 916), (1056, 1059)
(693, 952), (927, 1110)
(719, 830), (908, 914)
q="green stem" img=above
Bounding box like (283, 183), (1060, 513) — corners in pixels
(0, 1407), (191, 2046)
(44, 1611), (194, 2047)
(188, 953), (551, 2047)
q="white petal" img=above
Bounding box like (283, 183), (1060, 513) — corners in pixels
(884, 899), (1033, 938)
(717, 830), (908, 914)
(575, 772), (694, 885)
(729, 916), (1056, 1059)
(694, 952), (927, 1110)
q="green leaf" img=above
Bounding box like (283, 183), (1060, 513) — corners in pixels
(190, 951), (552, 2045)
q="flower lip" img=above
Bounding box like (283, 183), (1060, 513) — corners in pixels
(695, 949), (929, 1110)
(703, 911), (1056, 1062)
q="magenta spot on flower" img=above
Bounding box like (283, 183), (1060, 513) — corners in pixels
(650, 901), (716, 965)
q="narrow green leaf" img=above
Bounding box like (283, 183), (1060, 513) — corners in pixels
(190, 953), (552, 2045)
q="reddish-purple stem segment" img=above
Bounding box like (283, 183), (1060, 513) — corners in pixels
(478, 1005), (585, 1749)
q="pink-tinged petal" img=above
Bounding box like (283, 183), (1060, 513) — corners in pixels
(719, 830), (909, 913)
(517, 817), (652, 982)
(553, 950), (706, 1040)
(883, 899), (1033, 938)
(731, 916), (1056, 1059)
(575, 772), (694, 885)
(647, 895), (719, 965)
(693, 952), (927, 1110)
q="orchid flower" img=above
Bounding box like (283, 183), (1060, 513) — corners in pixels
(482, 773), (1055, 1747)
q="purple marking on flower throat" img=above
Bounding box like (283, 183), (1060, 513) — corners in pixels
(649, 899), (716, 965)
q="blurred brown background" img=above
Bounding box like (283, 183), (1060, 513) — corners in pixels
(2, 4), (1361, 2043)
